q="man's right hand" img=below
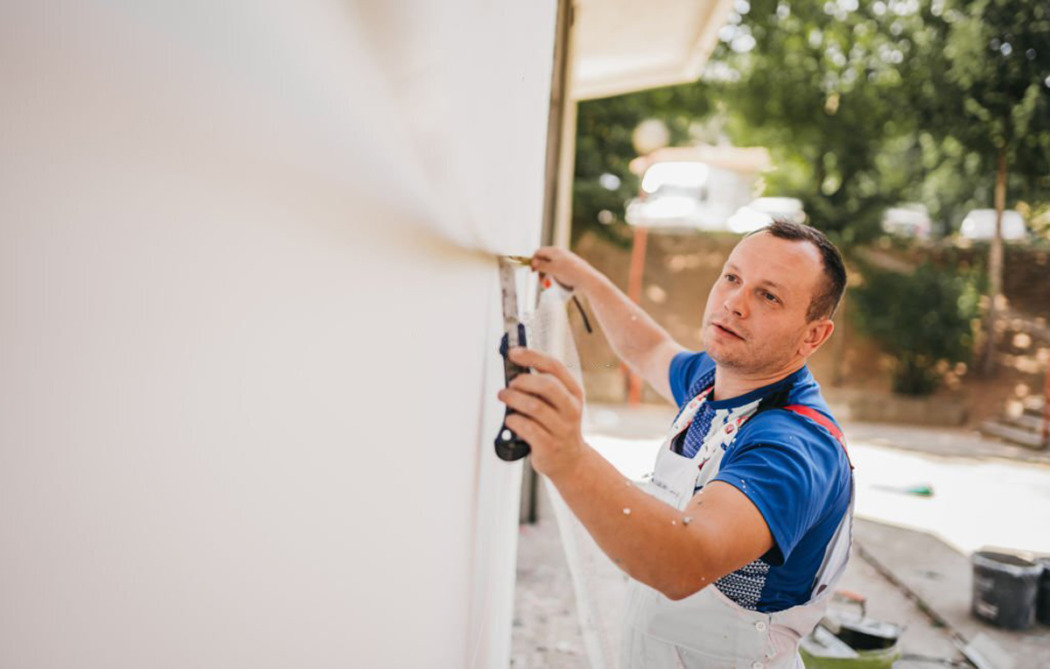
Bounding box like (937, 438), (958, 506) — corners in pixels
(530, 247), (600, 294)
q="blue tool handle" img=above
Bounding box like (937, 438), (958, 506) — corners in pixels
(495, 323), (531, 461)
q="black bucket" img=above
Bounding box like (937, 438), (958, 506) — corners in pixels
(971, 551), (1042, 630)
(1037, 557), (1050, 626)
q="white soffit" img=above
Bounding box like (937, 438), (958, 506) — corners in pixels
(572, 0), (735, 101)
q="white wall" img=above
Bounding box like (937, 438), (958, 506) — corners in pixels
(0, 2), (556, 666)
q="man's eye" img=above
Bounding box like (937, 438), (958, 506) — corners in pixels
(762, 291), (779, 303)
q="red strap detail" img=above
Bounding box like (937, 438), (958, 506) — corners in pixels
(783, 405), (850, 465)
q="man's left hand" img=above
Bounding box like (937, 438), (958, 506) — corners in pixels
(497, 348), (587, 479)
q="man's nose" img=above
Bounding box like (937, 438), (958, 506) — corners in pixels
(723, 286), (748, 318)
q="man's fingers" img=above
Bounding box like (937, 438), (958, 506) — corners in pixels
(508, 373), (579, 419)
(505, 413), (550, 447)
(508, 348), (584, 400)
(531, 247), (565, 274)
(498, 387), (561, 427)
(531, 246), (558, 265)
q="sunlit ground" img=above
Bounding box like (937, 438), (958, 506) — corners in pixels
(586, 409), (1050, 557)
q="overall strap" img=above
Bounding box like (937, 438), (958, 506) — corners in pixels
(781, 405), (855, 605)
(782, 404), (852, 468)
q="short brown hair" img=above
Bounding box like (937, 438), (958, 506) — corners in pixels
(750, 219), (846, 321)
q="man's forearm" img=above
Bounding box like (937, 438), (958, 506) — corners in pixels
(547, 445), (716, 600)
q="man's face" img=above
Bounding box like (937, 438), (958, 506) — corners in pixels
(700, 232), (826, 375)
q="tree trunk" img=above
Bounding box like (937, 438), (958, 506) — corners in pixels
(981, 149), (1007, 377)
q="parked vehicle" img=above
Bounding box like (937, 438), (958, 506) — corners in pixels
(959, 209), (1028, 241)
(881, 204), (932, 240)
(625, 161), (754, 231)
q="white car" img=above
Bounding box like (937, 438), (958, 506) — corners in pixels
(625, 161), (753, 232)
(959, 209), (1028, 241)
(882, 204), (932, 240)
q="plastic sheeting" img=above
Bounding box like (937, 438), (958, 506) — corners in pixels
(523, 284), (623, 668)
(0, 2), (556, 667)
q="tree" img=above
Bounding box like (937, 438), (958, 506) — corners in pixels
(851, 261), (980, 395)
(909, 0), (1050, 375)
(702, 0), (939, 244)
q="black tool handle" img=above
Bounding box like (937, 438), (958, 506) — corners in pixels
(495, 324), (531, 461)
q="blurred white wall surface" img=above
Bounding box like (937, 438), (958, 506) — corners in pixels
(0, 2), (556, 666)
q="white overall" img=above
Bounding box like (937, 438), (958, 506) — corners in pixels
(620, 388), (855, 669)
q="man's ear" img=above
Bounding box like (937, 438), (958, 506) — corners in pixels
(798, 319), (835, 357)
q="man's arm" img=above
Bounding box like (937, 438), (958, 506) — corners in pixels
(553, 451), (775, 599)
(531, 247), (684, 404)
(499, 348), (774, 600)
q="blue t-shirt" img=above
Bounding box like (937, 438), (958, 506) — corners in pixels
(668, 351), (852, 613)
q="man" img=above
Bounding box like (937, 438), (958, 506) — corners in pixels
(497, 220), (852, 668)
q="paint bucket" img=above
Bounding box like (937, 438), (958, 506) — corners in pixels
(799, 626), (899, 669)
(971, 551), (1042, 630)
(801, 593), (902, 669)
(1036, 556), (1050, 626)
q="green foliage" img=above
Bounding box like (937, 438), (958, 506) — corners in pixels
(912, 133), (992, 234)
(706, 0), (935, 243)
(940, 1), (1050, 160)
(909, 0), (1050, 211)
(850, 262), (980, 395)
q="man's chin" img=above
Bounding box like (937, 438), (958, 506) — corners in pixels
(704, 344), (742, 368)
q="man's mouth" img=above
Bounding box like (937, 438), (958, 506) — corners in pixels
(712, 321), (745, 340)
